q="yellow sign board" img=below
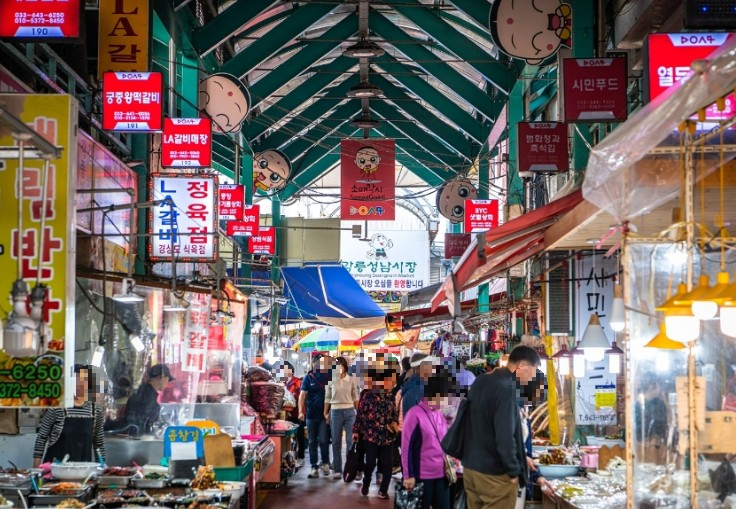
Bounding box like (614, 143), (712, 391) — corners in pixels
(595, 387), (616, 409)
(0, 94), (77, 407)
(98, 0), (150, 79)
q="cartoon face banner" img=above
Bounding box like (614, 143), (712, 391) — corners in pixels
(198, 73), (250, 134)
(340, 139), (396, 221)
(489, 0), (572, 65)
(253, 149), (291, 194)
(436, 176), (478, 224)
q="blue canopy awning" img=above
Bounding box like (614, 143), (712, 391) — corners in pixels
(281, 265), (385, 330)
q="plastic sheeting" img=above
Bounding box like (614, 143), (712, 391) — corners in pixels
(583, 37), (736, 223)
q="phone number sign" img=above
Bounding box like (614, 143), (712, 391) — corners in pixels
(161, 118), (212, 168)
(0, 0), (80, 38)
(102, 72), (163, 132)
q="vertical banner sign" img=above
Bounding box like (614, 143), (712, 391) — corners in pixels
(340, 139), (395, 221)
(161, 118), (212, 168)
(575, 253), (617, 426)
(0, 94), (78, 408)
(98, 0), (150, 79)
(218, 185), (245, 221)
(102, 72), (162, 131)
(150, 175), (217, 262)
(182, 293), (211, 373)
(464, 200), (499, 233)
(0, 0), (81, 39)
(563, 58), (628, 122)
(646, 33), (735, 120)
(226, 205), (259, 237)
(517, 122), (569, 173)
(444, 233), (472, 259)
(248, 227), (276, 255)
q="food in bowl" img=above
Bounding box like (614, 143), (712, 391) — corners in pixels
(536, 464), (580, 479)
(55, 500), (84, 509)
(538, 448), (573, 465)
(47, 482), (84, 494)
(50, 462), (102, 481)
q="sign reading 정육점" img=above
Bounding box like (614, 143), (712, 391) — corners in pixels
(161, 118), (212, 168)
(517, 122), (568, 173)
(218, 185), (244, 221)
(647, 33), (735, 120)
(563, 57), (628, 122)
(444, 233), (472, 259)
(248, 227), (276, 255)
(226, 205), (259, 237)
(0, 0), (81, 39)
(150, 175), (217, 261)
(103, 72), (163, 132)
(464, 200), (499, 233)
(98, 0), (150, 78)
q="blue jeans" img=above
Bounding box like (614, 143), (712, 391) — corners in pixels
(306, 417), (330, 468)
(330, 407), (356, 473)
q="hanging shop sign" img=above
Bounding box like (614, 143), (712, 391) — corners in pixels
(436, 177), (478, 224)
(464, 199), (499, 233)
(563, 57), (628, 122)
(150, 175), (217, 262)
(646, 33), (735, 120)
(0, 0), (81, 39)
(517, 122), (568, 173)
(0, 94), (78, 408)
(218, 184), (245, 221)
(444, 233), (472, 259)
(182, 293), (211, 373)
(226, 205), (259, 237)
(340, 230), (430, 294)
(489, 0), (571, 65)
(253, 149), (292, 194)
(102, 72), (162, 132)
(248, 227), (276, 255)
(575, 253), (618, 425)
(161, 118), (212, 168)
(198, 73), (251, 135)
(340, 139), (396, 221)
(97, 0), (150, 78)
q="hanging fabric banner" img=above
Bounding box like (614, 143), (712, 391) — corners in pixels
(340, 139), (395, 221)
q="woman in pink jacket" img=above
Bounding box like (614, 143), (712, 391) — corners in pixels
(401, 369), (452, 509)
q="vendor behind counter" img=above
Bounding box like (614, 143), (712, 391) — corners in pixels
(123, 364), (175, 436)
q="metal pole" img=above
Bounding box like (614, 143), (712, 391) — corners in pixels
(36, 159), (50, 285)
(16, 139), (25, 282)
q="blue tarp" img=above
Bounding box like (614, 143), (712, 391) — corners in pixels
(280, 265), (385, 330)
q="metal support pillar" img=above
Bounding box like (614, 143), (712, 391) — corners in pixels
(478, 157), (490, 316)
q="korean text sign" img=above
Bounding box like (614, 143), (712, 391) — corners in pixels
(226, 205), (259, 237)
(161, 118), (212, 168)
(150, 175), (217, 261)
(563, 57), (628, 122)
(102, 72), (162, 132)
(517, 122), (568, 173)
(340, 139), (396, 221)
(182, 294), (210, 373)
(444, 233), (471, 259)
(464, 200), (499, 233)
(248, 227), (276, 255)
(218, 184), (244, 221)
(0, 94), (77, 408)
(646, 33), (735, 120)
(0, 0), (81, 39)
(98, 0), (150, 78)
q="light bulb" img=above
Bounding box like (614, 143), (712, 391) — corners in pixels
(130, 334), (145, 352)
(664, 314), (700, 343)
(91, 346), (105, 367)
(655, 351), (670, 373)
(573, 354), (586, 378)
(720, 306), (736, 338)
(583, 347), (606, 362)
(609, 285), (625, 332)
(692, 300), (719, 320)
(608, 352), (621, 375)
(558, 357), (570, 376)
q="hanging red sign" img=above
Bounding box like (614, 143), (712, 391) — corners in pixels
(218, 185), (244, 221)
(464, 200), (499, 234)
(646, 33), (735, 120)
(248, 227), (276, 255)
(161, 118), (212, 168)
(517, 122), (568, 173)
(102, 72), (163, 132)
(444, 233), (471, 259)
(340, 139), (395, 221)
(563, 57), (628, 122)
(226, 204), (259, 237)
(0, 0), (81, 39)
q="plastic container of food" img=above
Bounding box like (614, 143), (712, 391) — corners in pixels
(536, 464), (580, 479)
(50, 463), (102, 481)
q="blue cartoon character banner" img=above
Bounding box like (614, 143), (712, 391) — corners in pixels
(198, 73), (251, 134)
(436, 176), (478, 224)
(489, 0), (572, 65)
(253, 149), (292, 194)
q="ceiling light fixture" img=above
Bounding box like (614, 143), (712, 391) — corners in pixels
(347, 81), (383, 99)
(112, 277), (145, 303)
(351, 113), (380, 130)
(343, 38), (385, 58)
(578, 313), (610, 362)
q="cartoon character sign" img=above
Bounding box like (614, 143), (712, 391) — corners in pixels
(354, 146), (381, 182)
(489, 0), (572, 65)
(366, 233), (393, 260)
(436, 177), (478, 224)
(198, 73), (251, 134)
(253, 149), (292, 193)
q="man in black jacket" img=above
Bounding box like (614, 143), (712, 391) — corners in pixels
(462, 346), (540, 509)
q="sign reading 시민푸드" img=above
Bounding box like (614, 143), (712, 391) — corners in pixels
(0, 0), (81, 39)
(0, 94), (77, 408)
(98, 0), (150, 78)
(340, 230), (430, 293)
(563, 57), (628, 122)
(464, 199), (499, 233)
(150, 175), (218, 262)
(340, 139), (396, 221)
(102, 72), (163, 131)
(517, 122), (569, 174)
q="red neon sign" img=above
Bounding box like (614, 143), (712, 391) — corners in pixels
(161, 118), (212, 168)
(0, 0), (81, 39)
(102, 72), (163, 132)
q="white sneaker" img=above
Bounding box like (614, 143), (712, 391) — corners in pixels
(354, 472), (363, 482)
(308, 468), (319, 479)
(333, 472), (342, 480)
(296, 459), (304, 468)
(321, 464), (331, 476)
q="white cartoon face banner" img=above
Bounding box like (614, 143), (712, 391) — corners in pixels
(198, 72), (251, 134)
(340, 138), (396, 221)
(340, 230), (430, 293)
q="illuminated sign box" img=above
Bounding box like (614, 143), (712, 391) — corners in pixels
(464, 199), (499, 234)
(226, 205), (260, 237)
(563, 57), (628, 122)
(102, 72), (163, 132)
(161, 118), (212, 168)
(0, 0), (82, 40)
(517, 122), (569, 173)
(218, 184), (244, 221)
(248, 227), (276, 255)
